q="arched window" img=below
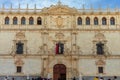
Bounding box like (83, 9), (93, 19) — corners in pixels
(37, 17), (42, 25)
(29, 17), (34, 25)
(102, 17), (107, 25)
(13, 17), (18, 25)
(94, 17), (98, 25)
(86, 17), (90, 25)
(77, 17), (82, 25)
(5, 17), (9, 24)
(21, 17), (26, 25)
(110, 17), (115, 25)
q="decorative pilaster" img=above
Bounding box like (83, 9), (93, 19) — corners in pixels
(40, 31), (49, 54)
(71, 31), (81, 55)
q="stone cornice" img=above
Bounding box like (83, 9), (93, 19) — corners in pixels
(0, 54), (120, 59)
(1, 28), (120, 32)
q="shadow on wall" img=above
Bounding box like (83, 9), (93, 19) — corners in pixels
(0, 76), (119, 80)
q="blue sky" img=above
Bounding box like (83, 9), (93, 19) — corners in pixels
(0, 0), (119, 9)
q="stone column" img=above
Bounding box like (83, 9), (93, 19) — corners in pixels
(42, 57), (48, 77)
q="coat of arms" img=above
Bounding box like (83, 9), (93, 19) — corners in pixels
(55, 16), (64, 28)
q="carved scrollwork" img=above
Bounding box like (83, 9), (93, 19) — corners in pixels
(96, 59), (106, 66)
(14, 57), (24, 66)
(16, 32), (25, 40)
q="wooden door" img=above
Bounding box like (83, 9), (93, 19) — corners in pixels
(53, 64), (66, 80)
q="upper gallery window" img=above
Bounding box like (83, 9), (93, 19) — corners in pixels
(13, 17), (18, 25)
(5, 17), (9, 25)
(21, 17), (26, 25)
(37, 17), (42, 25)
(110, 17), (115, 25)
(86, 17), (90, 25)
(102, 17), (107, 25)
(94, 17), (98, 25)
(77, 17), (82, 25)
(29, 17), (34, 25)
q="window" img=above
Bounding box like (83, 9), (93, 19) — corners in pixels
(16, 41), (24, 54)
(17, 66), (22, 73)
(98, 67), (103, 73)
(55, 42), (64, 54)
(110, 17), (115, 25)
(102, 17), (107, 25)
(13, 17), (18, 25)
(96, 42), (104, 55)
(21, 17), (26, 25)
(37, 17), (42, 25)
(77, 17), (82, 25)
(94, 17), (98, 25)
(5, 17), (9, 24)
(86, 17), (90, 25)
(29, 17), (34, 25)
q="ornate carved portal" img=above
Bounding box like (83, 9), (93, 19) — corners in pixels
(53, 64), (66, 80)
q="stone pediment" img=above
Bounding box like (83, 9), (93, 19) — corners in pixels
(41, 4), (78, 14)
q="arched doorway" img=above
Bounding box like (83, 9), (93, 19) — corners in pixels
(53, 64), (66, 80)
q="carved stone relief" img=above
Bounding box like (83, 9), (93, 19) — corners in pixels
(14, 56), (24, 66)
(11, 31), (28, 55)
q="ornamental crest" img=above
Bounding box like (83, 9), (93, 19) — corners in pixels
(55, 16), (64, 28)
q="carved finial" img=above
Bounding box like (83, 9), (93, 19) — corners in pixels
(90, 4), (93, 13)
(58, 0), (62, 5)
(2, 4), (4, 9)
(90, 4), (93, 9)
(18, 3), (21, 9)
(115, 5), (118, 12)
(10, 3), (12, 9)
(98, 4), (101, 13)
(34, 4), (36, 9)
(82, 4), (85, 9)
(107, 5), (110, 12)
(27, 4), (28, 9)
(34, 4), (36, 13)
(98, 4), (101, 10)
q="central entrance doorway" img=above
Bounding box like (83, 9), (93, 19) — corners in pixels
(53, 64), (66, 80)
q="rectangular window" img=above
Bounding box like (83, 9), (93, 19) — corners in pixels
(17, 66), (22, 73)
(96, 42), (104, 55)
(98, 67), (103, 73)
(16, 42), (24, 54)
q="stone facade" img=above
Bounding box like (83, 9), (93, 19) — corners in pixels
(0, 1), (120, 79)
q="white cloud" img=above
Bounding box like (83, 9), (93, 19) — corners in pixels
(0, 0), (118, 9)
